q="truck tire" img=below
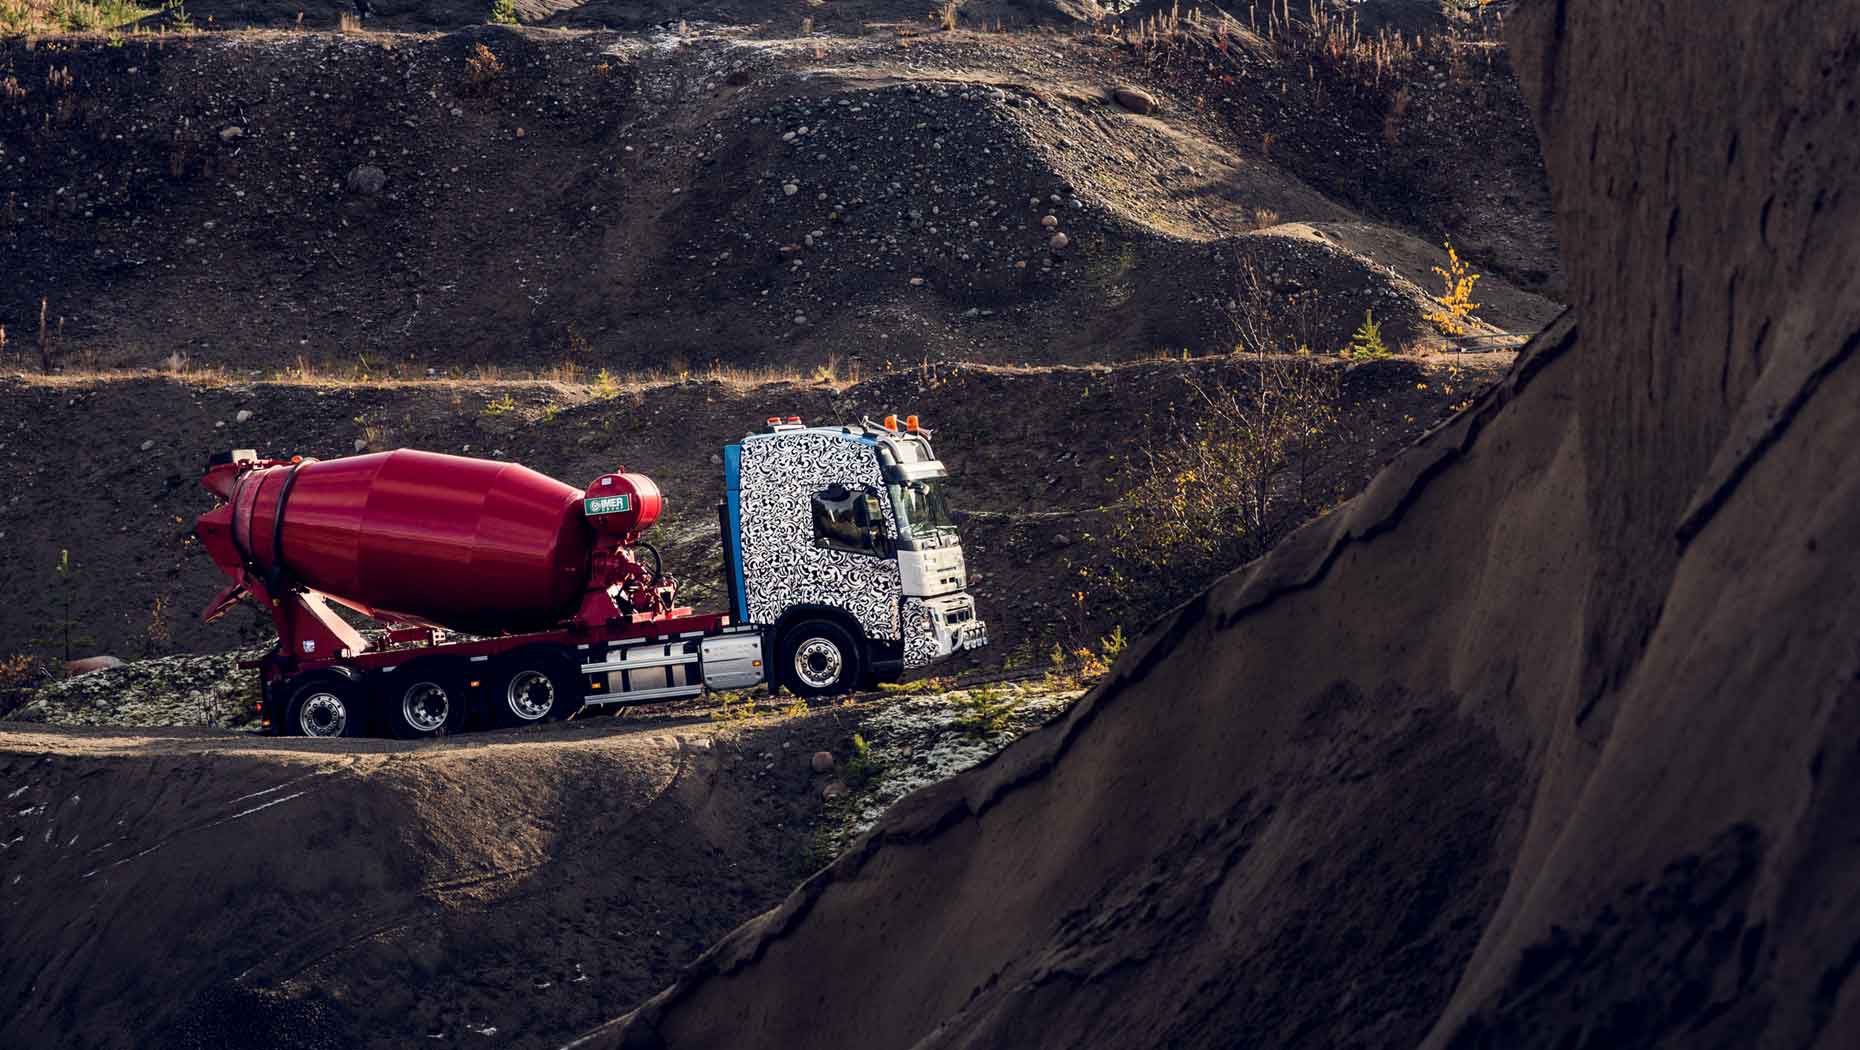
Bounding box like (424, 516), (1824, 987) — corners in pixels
(778, 619), (863, 699)
(491, 650), (581, 727)
(383, 661), (464, 739)
(284, 677), (363, 739)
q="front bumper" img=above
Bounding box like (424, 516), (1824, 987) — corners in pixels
(923, 593), (989, 659)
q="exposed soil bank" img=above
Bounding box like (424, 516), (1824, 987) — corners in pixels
(575, 3), (1860, 1048)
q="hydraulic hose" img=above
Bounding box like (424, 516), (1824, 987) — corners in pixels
(636, 541), (663, 589)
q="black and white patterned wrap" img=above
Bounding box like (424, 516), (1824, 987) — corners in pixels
(901, 597), (939, 669)
(738, 431), (903, 641)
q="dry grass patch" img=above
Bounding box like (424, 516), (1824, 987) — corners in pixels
(2, 357), (871, 398)
(0, 0), (154, 34)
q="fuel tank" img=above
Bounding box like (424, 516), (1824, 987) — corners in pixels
(223, 450), (594, 635)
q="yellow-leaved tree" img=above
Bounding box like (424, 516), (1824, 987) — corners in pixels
(1426, 240), (1482, 336)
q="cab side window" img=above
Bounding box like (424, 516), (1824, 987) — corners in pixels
(812, 484), (889, 557)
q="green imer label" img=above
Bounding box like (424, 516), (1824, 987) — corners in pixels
(584, 494), (633, 516)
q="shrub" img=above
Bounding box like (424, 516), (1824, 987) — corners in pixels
(1, 0), (155, 33)
(465, 42), (504, 89)
(488, 0), (516, 25)
(0, 653), (44, 719)
(143, 596), (171, 657)
(710, 689), (764, 722)
(842, 733), (885, 788)
(1044, 626), (1128, 687)
(1426, 240), (1482, 336)
(953, 685), (1019, 737)
(1438, 0), (1495, 24)
(1105, 255), (1348, 596)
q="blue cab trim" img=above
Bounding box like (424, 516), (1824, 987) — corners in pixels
(722, 443), (748, 622)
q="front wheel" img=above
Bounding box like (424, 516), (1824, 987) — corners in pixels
(778, 619), (863, 699)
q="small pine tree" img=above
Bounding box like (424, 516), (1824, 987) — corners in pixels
(489, 0), (517, 25)
(36, 550), (93, 665)
(1344, 310), (1391, 360)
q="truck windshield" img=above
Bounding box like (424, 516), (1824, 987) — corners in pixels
(888, 478), (955, 540)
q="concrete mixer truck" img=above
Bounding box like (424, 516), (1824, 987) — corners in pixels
(194, 415), (988, 738)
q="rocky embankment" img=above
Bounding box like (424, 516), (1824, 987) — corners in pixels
(6, 649), (264, 728)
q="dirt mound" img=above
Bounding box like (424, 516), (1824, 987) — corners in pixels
(0, 712), (852, 1049)
(0, 25), (1553, 374)
(570, 3), (1860, 1048)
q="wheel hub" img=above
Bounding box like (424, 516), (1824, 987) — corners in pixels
(794, 638), (844, 689)
(506, 670), (555, 721)
(300, 693), (347, 737)
(402, 682), (450, 733)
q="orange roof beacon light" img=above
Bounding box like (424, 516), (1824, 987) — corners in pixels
(883, 414), (898, 431)
(905, 415), (920, 433)
(767, 416), (782, 426)
(786, 416), (803, 425)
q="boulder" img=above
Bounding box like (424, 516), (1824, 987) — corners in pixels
(64, 655), (122, 676)
(1111, 86), (1157, 114)
(346, 164), (387, 195)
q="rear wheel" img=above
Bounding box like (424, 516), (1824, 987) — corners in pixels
(384, 661), (463, 739)
(491, 650), (582, 727)
(778, 619), (862, 699)
(284, 677), (362, 739)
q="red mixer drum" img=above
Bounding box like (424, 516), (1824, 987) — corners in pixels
(225, 450), (594, 634)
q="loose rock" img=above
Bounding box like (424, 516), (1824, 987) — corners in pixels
(65, 655), (123, 676)
(1112, 86), (1158, 114)
(346, 164), (387, 195)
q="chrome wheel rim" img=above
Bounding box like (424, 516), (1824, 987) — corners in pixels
(300, 692), (348, 737)
(794, 638), (843, 690)
(401, 682), (450, 733)
(506, 670), (555, 721)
